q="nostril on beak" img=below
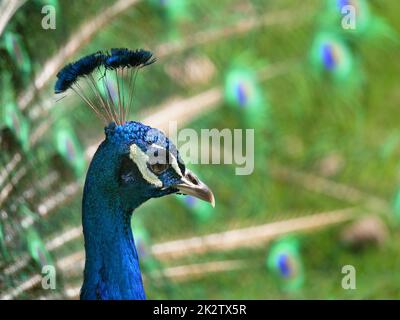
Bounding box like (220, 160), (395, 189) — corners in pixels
(187, 172), (199, 185)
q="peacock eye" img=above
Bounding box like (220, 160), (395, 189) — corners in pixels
(149, 162), (170, 175)
(119, 155), (139, 183)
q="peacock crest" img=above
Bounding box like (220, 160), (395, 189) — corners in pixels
(55, 48), (156, 125)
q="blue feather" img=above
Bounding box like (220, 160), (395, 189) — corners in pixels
(54, 48), (155, 94)
(104, 48), (156, 70)
(54, 51), (105, 93)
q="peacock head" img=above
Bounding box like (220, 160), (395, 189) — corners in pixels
(55, 48), (214, 211)
(91, 121), (214, 211)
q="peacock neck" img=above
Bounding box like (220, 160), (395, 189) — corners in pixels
(80, 178), (146, 300)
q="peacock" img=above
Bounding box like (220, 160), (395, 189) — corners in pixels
(54, 48), (215, 300)
(2, 0), (397, 301)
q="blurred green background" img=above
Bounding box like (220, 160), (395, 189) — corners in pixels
(1, 0), (400, 299)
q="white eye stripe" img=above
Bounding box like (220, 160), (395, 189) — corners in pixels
(169, 153), (183, 177)
(150, 144), (165, 150)
(129, 144), (162, 187)
(149, 144), (183, 177)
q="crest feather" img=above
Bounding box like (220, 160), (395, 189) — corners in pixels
(54, 48), (156, 125)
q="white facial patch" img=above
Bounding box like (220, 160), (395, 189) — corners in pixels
(129, 144), (162, 187)
(150, 144), (183, 177)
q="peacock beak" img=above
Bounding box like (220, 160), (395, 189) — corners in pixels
(173, 170), (215, 208)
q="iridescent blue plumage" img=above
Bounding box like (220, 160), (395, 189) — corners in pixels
(321, 44), (336, 70)
(81, 122), (184, 299)
(54, 48), (155, 94)
(277, 254), (291, 277)
(104, 48), (156, 70)
(54, 48), (157, 125)
(54, 51), (105, 93)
